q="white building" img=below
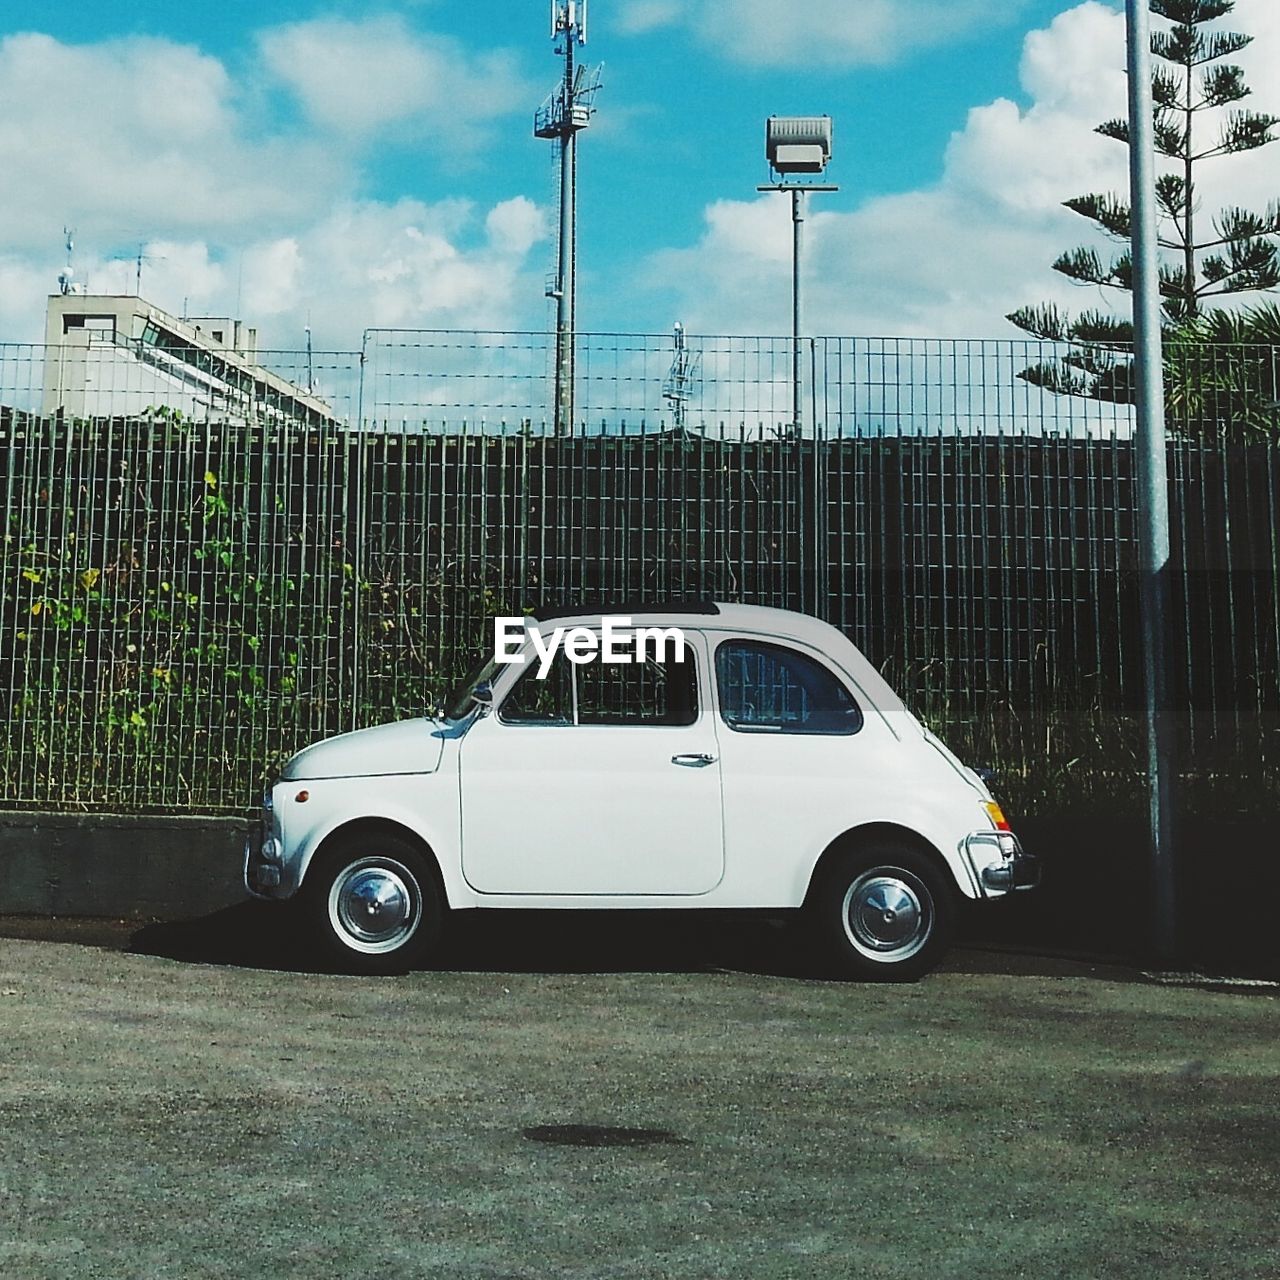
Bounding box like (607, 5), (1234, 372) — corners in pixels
(42, 294), (338, 426)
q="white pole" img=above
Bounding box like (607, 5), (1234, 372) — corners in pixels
(1126, 0), (1178, 962)
(792, 188), (805, 433)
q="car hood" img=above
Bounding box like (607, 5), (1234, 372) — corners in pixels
(280, 718), (447, 780)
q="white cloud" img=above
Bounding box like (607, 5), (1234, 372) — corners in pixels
(4, 1), (1277, 362)
(0, 256), (58, 349)
(947, 3), (1129, 215)
(0, 25), (549, 352)
(304, 201), (511, 332)
(258, 16), (533, 142)
(7, 195), (549, 355)
(137, 242), (229, 310)
(0, 32), (342, 253)
(640, 0), (1280, 338)
(485, 197), (550, 257)
(241, 239), (304, 321)
(613, 0), (1027, 67)
(223, 198), (549, 350)
(612, 1), (682, 37)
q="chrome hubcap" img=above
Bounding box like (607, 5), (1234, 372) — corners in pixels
(842, 868), (932, 962)
(329, 858), (420, 954)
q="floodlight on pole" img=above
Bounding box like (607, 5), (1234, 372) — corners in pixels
(758, 116), (837, 434)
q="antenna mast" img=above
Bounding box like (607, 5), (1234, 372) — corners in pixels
(535, 1), (601, 435)
(134, 242), (166, 296)
(662, 323), (701, 433)
(112, 240), (165, 297)
(57, 227), (80, 296)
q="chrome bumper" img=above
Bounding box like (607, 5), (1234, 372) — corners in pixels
(962, 831), (1040, 897)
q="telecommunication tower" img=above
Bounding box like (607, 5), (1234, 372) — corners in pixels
(534, 1), (602, 435)
(662, 323), (701, 432)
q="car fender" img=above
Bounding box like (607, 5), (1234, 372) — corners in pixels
(280, 773), (469, 907)
(792, 793), (986, 906)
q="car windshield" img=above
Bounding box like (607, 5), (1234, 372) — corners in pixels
(442, 654), (502, 721)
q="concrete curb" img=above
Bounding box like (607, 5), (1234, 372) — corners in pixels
(1, 810), (1276, 980)
(0, 812), (251, 918)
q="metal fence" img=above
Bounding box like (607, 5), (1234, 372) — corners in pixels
(360, 330), (1148, 437)
(0, 330), (1151, 436)
(2, 333), (1278, 816)
(16, 327), (1276, 438)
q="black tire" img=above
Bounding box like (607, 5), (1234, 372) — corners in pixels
(302, 832), (443, 975)
(812, 842), (955, 981)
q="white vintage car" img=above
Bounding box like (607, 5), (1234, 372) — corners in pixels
(245, 603), (1037, 979)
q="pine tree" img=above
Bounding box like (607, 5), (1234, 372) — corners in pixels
(1008, 0), (1279, 401)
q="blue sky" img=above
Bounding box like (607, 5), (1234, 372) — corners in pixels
(24, 1), (1066, 196)
(0, 0), (1276, 347)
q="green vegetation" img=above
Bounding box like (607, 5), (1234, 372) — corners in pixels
(1163, 301), (1280, 439)
(3, 449), (349, 809)
(0, 424), (520, 810)
(2, 418), (1275, 817)
(898, 669), (1278, 822)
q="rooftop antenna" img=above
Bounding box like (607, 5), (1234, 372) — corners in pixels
(662, 323), (702, 432)
(305, 325), (315, 393)
(112, 240), (166, 296)
(57, 227), (83, 296)
(534, 1), (602, 436)
(134, 242), (168, 296)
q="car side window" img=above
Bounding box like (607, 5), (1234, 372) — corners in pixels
(715, 640), (862, 735)
(498, 640), (698, 727)
(499, 651), (574, 724)
(577, 647), (698, 727)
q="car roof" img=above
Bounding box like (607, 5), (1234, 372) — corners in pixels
(535, 602), (833, 646)
(529, 600), (720, 621)
(530, 602), (908, 718)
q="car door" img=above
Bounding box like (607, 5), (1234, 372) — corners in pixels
(710, 635), (887, 886)
(459, 628), (725, 895)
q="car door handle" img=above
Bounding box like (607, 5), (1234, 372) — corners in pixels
(671, 753), (717, 767)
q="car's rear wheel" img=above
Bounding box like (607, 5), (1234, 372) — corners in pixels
(814, 842), (954, 981)
(304, 833), (443, 974)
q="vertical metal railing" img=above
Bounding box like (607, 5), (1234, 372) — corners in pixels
(0, 334), (1276, 814)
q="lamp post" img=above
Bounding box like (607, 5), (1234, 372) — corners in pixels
(758, 116), (837, 434)
(1125, 0), (1177, 962)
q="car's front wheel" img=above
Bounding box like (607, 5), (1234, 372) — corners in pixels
(303, 833), (443, 974)
(814, 843), (954, 981)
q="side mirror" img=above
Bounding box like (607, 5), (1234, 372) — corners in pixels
(470, 681), (494, 713)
